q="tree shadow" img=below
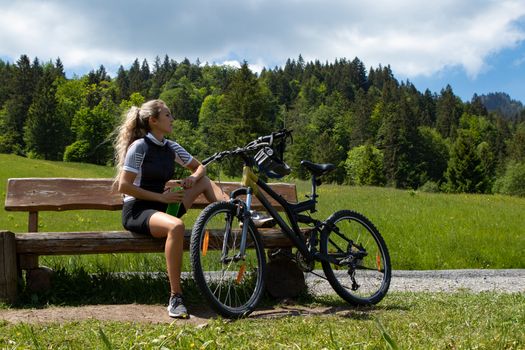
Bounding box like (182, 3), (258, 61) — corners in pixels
(249, 299), (408, 322)
(12, 267), (408, 324)
(15, 268), (173, 308)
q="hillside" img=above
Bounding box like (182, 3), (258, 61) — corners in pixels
(480, 92), (524, 119)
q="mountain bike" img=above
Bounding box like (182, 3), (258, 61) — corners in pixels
(190, 129), (391, 318)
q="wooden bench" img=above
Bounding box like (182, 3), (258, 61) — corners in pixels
(1, 178), (302, 303)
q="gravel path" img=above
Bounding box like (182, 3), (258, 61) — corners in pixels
(306, 269), (525, 294)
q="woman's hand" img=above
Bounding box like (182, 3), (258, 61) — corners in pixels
(182, 159), (206, 189)
(162, 186), (185, 203)
(181, 176), (196, 189)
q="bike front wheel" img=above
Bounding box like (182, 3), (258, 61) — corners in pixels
(190, 201), (266, 318)
(320, 210), (391, 305)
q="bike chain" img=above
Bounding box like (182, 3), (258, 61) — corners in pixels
(308, 269), (329, 281)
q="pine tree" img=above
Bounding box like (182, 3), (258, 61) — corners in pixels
(2, 55), (40, 153)
(115, 65), (130, 101)
(446, 130), (488, 193)
(54, 58), (65, 79)
(419, 89), (437, 126)
(87, 65), (110, 85)
(149, 56), (164, 98)
(436, 85), (463, 138)
(350, 89), (375, 147)
(128, 59), (142, 94)
(377, 88), (420, 188)
(312, 130), (342, 183)
(507, 122), (525, 162)
(416, 126), (449, 184)
(221, 62), (275, 144)
(23, 68), (65, 159)
(0, 59), (13, 108)
(140, 59), (152, 98)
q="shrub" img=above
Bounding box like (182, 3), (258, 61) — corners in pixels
(345, 144), (385, 186)
(418, 180), (441, 193)
(493, 162), (525, 197)
(63, 140), (91, 162)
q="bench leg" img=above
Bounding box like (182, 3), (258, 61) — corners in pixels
(0, 231), (18, 303)
(26, 267), (55, 293)
(18, 254), (54, 294)
(265, 248), (306, 299)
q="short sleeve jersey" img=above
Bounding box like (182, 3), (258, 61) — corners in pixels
(122, 133), (193, 202)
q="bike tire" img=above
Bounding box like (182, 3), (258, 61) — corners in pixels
(320, 210), (391, 305)
(190, 201), (266, 318)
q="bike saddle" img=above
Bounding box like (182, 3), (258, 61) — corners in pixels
(300, 160), (336, 177)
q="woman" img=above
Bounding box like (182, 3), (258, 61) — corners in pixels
(114, 99), (228, 319)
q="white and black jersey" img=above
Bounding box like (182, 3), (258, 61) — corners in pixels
(122, 133), (192, 202)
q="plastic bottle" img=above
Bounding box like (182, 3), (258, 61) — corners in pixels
(166, 186), (183, 217)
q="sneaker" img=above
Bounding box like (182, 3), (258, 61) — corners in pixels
(167, 294), (189, 319)
(250, 211), (276, 228)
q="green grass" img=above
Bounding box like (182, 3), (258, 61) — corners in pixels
(2, 153), (525, 272)
(311, 184), (525, 270)
(1, 154), (524, 348)
(1, 292), (524, 349)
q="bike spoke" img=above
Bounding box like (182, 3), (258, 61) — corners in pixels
(191, 202), (266, 318)
(321, 211), (391, 305)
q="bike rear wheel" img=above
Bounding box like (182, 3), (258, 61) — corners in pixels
(190, 201), (266, 318)
(320, 210), (391, 305)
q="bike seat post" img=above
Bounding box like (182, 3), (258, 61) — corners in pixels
(310, 175), (319, 204)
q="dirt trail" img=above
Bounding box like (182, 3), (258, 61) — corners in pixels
(1, 269), (524, 325)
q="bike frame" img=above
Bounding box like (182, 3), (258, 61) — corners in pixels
(233, 165), (324, 262)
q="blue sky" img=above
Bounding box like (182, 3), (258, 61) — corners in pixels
(408, 40), (525, 102)
(1, 0), (524, 103)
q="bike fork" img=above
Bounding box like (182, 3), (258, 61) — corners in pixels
(221, 188), (252, 263)
(237, 187), (253, 259)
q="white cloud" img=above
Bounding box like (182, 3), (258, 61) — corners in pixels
(0, 1), (138, 67)
(0, 0), (524, 79)
(218, 60), (242, 69)
(514, 55), (525, 66)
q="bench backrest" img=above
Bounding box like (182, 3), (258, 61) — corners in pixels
(4, 178), (298, 231)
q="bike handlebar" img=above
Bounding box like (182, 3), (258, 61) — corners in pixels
(202, 129), (292, 166)
(246, 129), (292, 148)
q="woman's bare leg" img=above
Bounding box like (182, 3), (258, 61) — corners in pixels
(148, 212), (185, 295)
(145, 177), (227, 295)
(182, 176), (229, 209)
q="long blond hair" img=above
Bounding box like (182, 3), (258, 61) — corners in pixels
(113, 99), (166, 185)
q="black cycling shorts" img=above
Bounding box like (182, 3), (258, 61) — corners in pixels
(122, 199), (186, 235)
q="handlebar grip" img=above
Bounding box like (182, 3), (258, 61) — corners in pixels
(255, 129), (291, 145)
(202, 154), (215, 166)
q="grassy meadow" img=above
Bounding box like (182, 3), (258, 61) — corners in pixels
(2, 153), (524, 272)
(1, 153), (525, 349)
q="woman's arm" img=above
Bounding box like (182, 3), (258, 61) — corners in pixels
(180, 158), (206, 189)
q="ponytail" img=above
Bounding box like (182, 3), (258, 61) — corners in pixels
(113, 99), (166, 187)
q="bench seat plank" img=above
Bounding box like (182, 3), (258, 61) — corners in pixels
(5, 178), (297, 212)
(14, 229), (300, 255)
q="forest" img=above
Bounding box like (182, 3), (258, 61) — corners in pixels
(0, 54), (524, 195)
